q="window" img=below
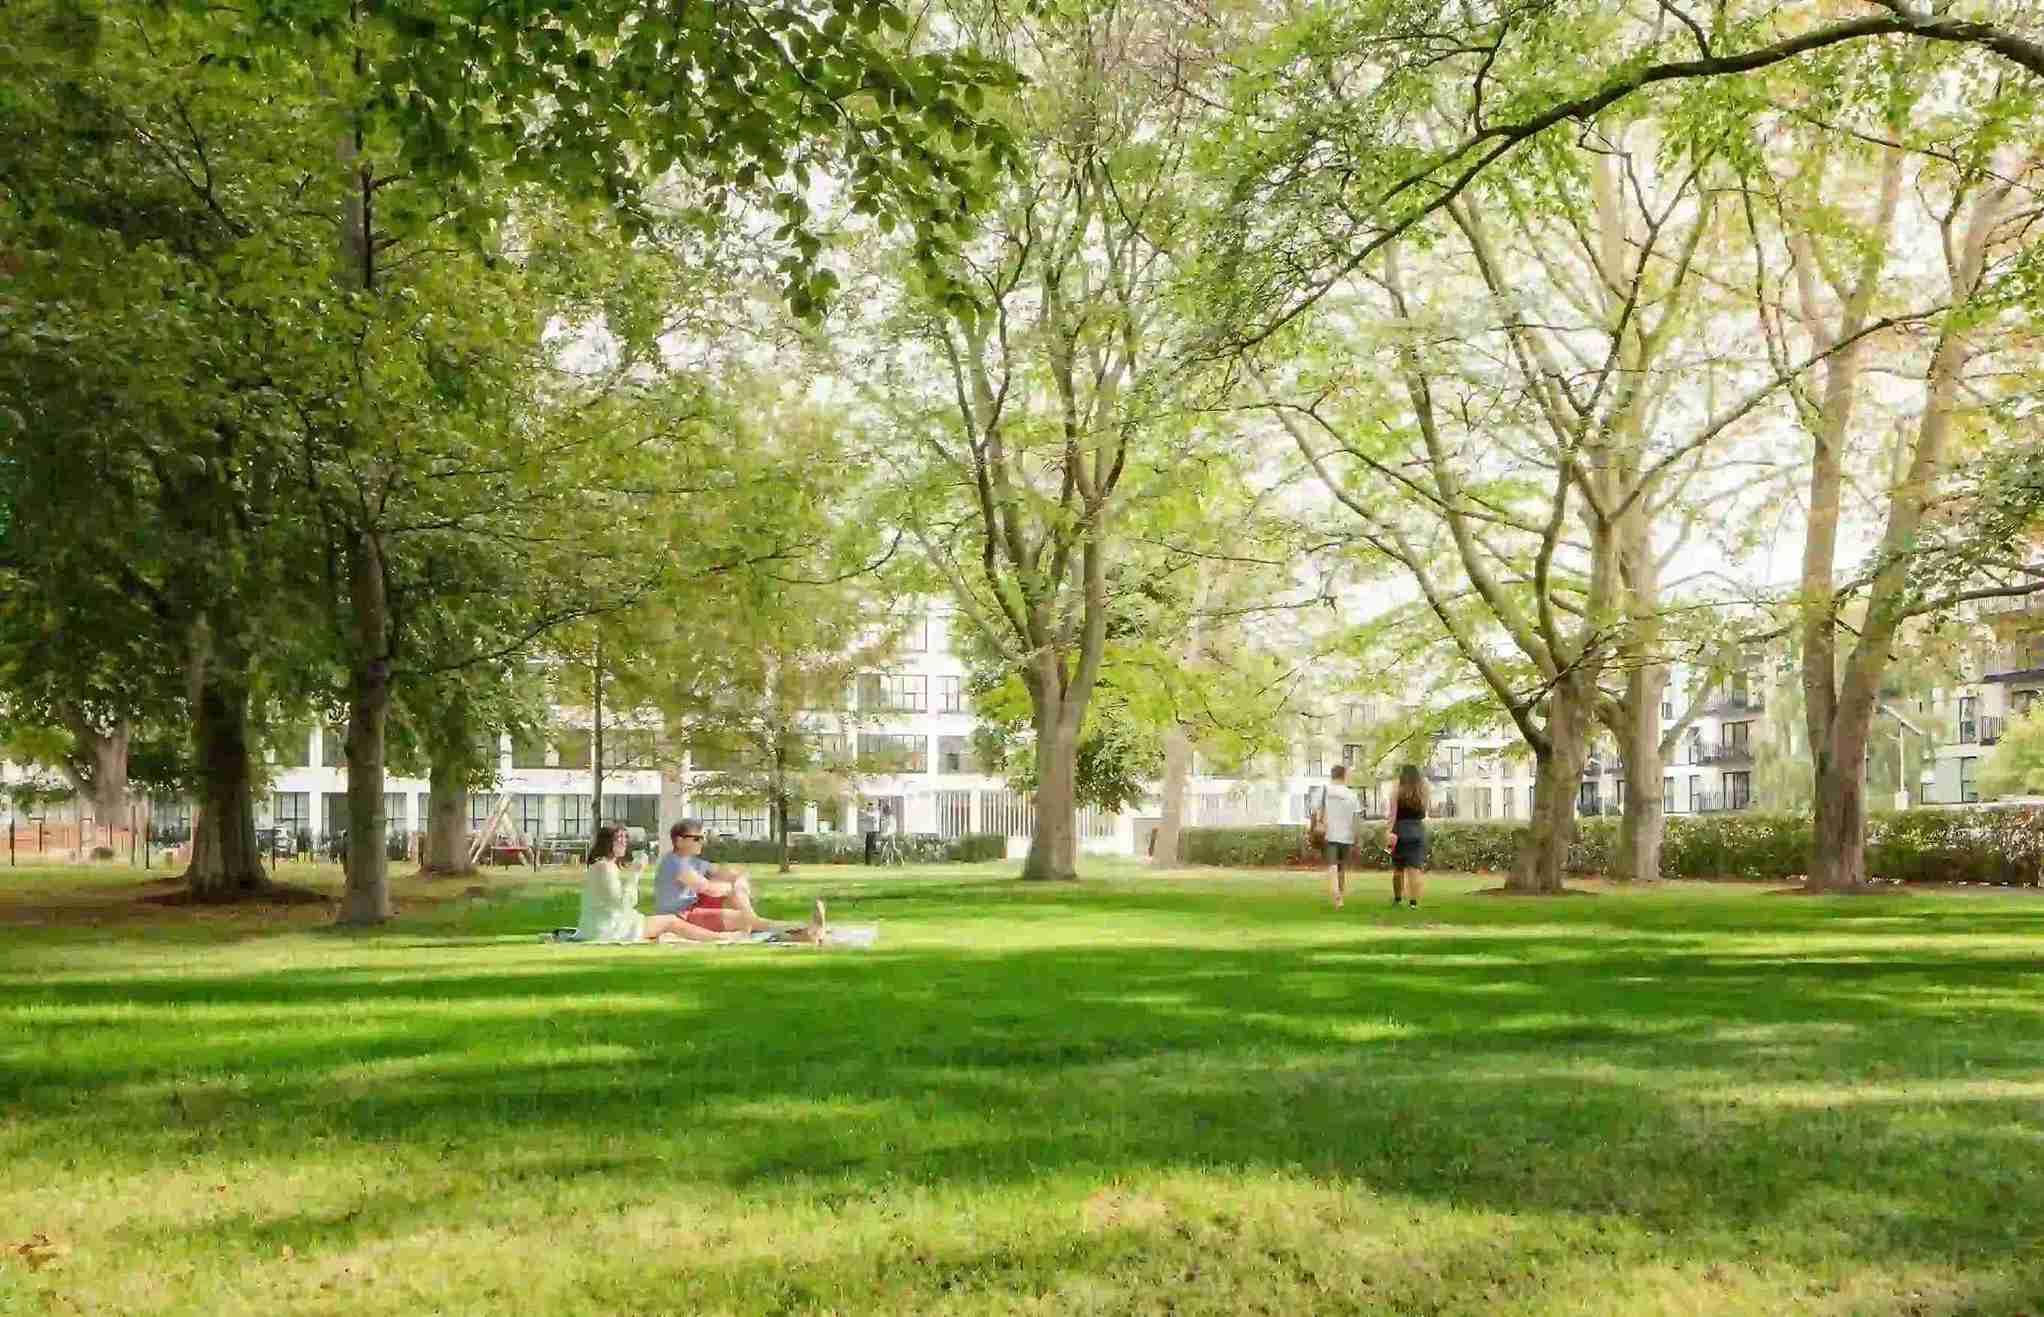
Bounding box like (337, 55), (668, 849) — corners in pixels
(274, 726), (313, 768)
(938, 675), (964, 713)
(511, 731), (552, 770)
(603, 729), (658, 770)
(858, 733), (928, 773)
(1527, 785), (1536, 816)
(700, 802), (767, 836)
(469, 792), (501, 833)
(935, 789), (973, 839)
(516, 794), (546, 838)
(938, 735), (976, 774)
(859, 672), (926, 713)
(1305, 746), (1324, 777)
(1342, 744), (1365, 768)
(1476, 788), (1493, 820)
(809, 733), (850, 767)
(607, 794), (658, 831)
(1501, 788), (1517, 820)
(321, 721), (347, 768)
(555, 728), (592, 771)
(272, 792), (309, 836)
(1688, 776), (1701, 813)
(1683, 731), (1702, 766)
(1660, 699), (1674, 721)
(2015, 690), (2040, 718)
(898, 612), (928, 653)
(555, 793), (589, 839)
(1725, 721), (1751, 752)
(1725, 772), (1751, 811)
(689, 741), (752, 773)
(1960, 756), (1979, 803)
(384, 793), (408, 838)
(1959, 695), (1980, 743)
(1577, 781), (1600, 815)
(1664, 775), (1675, 812)
(321, 792), (348, 837)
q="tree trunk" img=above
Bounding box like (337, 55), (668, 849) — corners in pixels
(1611, 664), (1667, 883)
(1023, 712), (1081, 882)
(1807, 704), (1874, 890)
(183, 667), (267, 899)
(421, 751), (473, 876)
(590, 637), (605, 836)
(775, 754), (792, 875)
(57, 707), (130, 826)
(1508, 680), (1591, 894)
(337, 531), (394, 924)
(1153, 724), (1192, 867)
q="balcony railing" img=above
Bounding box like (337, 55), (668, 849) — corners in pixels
(1706, 691), (1766, 717)
(1694, 792), (1755, 813)
(1696, 742), (1754, 766)
(1957, 716), (2005, 746)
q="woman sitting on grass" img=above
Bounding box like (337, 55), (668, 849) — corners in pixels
(573, 825), (736, 944)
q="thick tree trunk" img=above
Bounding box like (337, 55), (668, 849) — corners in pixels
(338, 531), (394, 923)
(421, 752), (473, 876)
(1508, 680), (1591, 894)
(1152, 725), (1191, 867)
(183, 667), (267, 900)
(1023, 713), (1081, 882)
(57, 707), (130, 827)
(1807, 705), (1874, 890)
(1611, 665), (1667, 883)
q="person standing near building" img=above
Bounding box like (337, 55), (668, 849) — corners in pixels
(859, 798), (879, 866)
(1387, 763), (1429, 909)
(1315, 764), (1362, 909)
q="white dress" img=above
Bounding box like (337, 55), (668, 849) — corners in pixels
(574, 860), (644, 943)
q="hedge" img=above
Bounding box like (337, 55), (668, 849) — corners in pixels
(703, 832), (1007, 866)
(1179, 806), (2043, 885)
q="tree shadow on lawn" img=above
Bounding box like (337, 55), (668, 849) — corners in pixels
(12, 928), (2044, 1279)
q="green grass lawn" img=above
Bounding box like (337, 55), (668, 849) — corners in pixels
(2, 860), (2042, 1315)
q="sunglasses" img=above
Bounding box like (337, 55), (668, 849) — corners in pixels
(679, 833), (704, 841)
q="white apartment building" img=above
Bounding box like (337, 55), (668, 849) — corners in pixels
(1917, 594), (2044, 805)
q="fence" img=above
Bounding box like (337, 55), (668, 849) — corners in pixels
(5, 814), (146, 864)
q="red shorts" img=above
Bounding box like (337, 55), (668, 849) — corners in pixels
(681, 892), (727, 929)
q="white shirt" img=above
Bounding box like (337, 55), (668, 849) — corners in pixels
(1320, 784), (1361, 844)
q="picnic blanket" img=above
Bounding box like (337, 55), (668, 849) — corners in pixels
(543, 924), (878, 949)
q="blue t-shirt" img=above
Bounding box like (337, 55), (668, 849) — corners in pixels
(654, 853), (711, 915)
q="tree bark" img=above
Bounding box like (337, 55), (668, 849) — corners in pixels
(337, 530), (394, 924)
(1611, 663), (1667, 883)
(183, 665), (267, 899)
(1509, 677), (1592, 894)
(422, 753), (472, 875)
(1153, 724), (1191, 867)
(1023, 703), (1081, 882)
(56, 706), (130, 827)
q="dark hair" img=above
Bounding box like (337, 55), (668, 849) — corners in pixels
(1330, 763), (1347, 781)
(1395, 764), (1427, 815)
(670, 820), (687, 840)
(586, 824), (622, 865)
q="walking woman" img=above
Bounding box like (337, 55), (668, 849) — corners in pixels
(1384, 764), (1429, 909)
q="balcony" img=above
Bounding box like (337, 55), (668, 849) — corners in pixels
(1696, 742), (1754, 766)
(1957, 716), (2005, 746)
(1706, 691), (1766, 717)
(1694, 792), (1756, 813)
(1424, 761), (1452, 784)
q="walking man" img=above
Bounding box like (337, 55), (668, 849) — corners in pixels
(859, 798), (879, 866)
(1315, 764), (1362, 909)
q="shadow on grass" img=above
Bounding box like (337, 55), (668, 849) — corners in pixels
(7, 901), (2044, 1281)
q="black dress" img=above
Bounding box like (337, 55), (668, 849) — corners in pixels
(1391, 799), (1427, 868)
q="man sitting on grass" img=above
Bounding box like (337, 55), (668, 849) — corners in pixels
(655, 818), (825, 942)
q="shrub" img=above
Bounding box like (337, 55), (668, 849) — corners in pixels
(702, 832), (1009, 867)
(1178, 826), (1310, 868)
(91, 845), (117, 861)
(948, 833), (1007, 863)
(1180, 808), (2040, 885)
(1865, 806), (2044, 886)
